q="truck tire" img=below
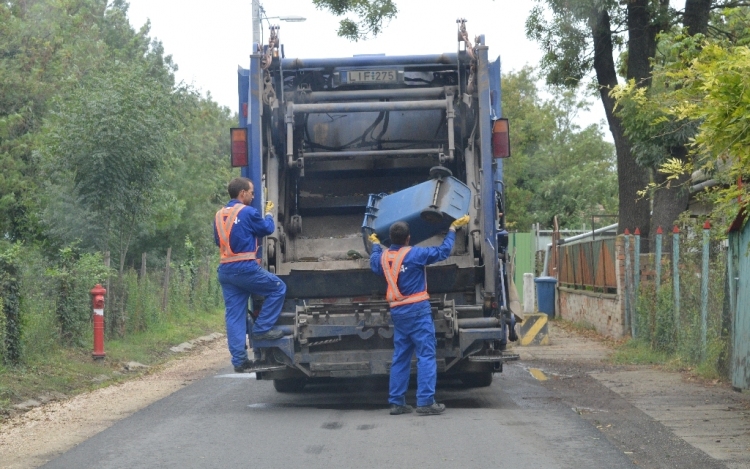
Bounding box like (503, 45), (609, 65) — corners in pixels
(460, 372), (493, 388)
(273, 378), (307, 393)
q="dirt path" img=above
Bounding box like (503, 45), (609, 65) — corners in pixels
(0, 338), (229, 469)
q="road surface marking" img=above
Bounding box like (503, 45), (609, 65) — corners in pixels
(214, 373), (257, 379)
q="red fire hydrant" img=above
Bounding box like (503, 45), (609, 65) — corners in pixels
(90, 284), (107, 360)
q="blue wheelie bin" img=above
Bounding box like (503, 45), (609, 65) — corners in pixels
(534, 276), (557, 317)
(362, 167), (471, 248)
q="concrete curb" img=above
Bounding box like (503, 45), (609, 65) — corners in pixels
(170, 332), (225, 353)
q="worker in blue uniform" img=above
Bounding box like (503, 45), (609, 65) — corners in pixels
(369, 215), (470, 415)
(215, 177), (286, 372)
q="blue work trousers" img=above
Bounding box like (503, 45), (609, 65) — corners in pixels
(217, 263), (286, 367)
(389, 304), (437, 407)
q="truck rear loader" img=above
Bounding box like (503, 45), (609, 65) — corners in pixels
(230, 21), (519, 393)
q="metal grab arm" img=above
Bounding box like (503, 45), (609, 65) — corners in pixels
(289, 99), (447, 114)
(301, 148), (441, 159)
(280, 53), (459, 70)
(301, 86), (454, 102)
(285, 97), (456, 168)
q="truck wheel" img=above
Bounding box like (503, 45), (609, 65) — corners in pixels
(273, 378), (307, 393)
(460, 372), (493, 388)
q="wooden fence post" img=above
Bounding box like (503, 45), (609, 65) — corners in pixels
(162, 247), (171, 313)
(701, 221), (711, 358)
(624, 230), (633, 337)
(140, 252), (147, 280)
(655, 227), (663, 294)
(103, 251), (112, 335)
(673, 226), (681, 334)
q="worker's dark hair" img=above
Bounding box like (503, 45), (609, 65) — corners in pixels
(228, 177), (252, 199)
(389, 221), (410, 245)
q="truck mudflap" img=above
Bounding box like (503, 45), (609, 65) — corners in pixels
(458, 328), (520, 363)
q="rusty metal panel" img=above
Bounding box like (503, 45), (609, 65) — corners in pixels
(603, 239), (617, 289)
(558, 238), (617, 292)
(578, 244), (592, 286)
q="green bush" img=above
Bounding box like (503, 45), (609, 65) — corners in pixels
(0, 242), (222, 364)
(46, 248), (111, 346)
(633, 216), (729, 377)
(0, 244), (22, 365)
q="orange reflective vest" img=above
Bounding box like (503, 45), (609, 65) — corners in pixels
(215, 204), (259, 264)
(380, 247), (430, 308)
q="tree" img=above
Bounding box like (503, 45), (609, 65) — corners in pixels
(622, 8), (750, 222)
(526, 0), (654, 245)
(130, 91), (235, 259)
(526, 0), (729, 248)
(0, 0), (105, 241)
(313, 0), (398, 40)
(42, 63), (176, 273)
(502, 67), (617, 230)
(0, 0), (175, 244)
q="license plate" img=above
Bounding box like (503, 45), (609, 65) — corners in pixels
(346, 69), (398, 83)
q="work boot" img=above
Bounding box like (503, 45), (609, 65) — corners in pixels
(416, 402), (446, 416)
(389, 404), (414, 415)
(233, 359), (254, 373)
(252, 328), (284, 341)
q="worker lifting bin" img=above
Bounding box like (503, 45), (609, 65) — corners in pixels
(362, 167), (471, 249)
(534, 276), (557, 317)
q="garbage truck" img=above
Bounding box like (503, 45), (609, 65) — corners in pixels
(229, 21), (519, 392)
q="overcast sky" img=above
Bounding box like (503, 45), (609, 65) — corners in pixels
(126, 0), (609, 131)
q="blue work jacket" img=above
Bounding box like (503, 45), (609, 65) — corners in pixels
(370, 231), (455, 317)
(214, 199), (275, 272)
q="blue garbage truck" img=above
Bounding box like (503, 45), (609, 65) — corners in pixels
(230, 21), (518, 392)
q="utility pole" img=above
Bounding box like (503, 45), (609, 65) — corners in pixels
(252, 0), (260, 45)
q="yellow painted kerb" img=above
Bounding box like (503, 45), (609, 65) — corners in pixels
(520, 314), (548, 346)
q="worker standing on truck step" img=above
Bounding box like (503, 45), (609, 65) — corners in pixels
(215, 177), (287, 373)
(369, 215), (470, 416)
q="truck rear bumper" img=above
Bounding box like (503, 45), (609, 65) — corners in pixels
(252, 344), (518, 380)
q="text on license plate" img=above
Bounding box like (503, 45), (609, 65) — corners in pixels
(347, 70), (398, 83)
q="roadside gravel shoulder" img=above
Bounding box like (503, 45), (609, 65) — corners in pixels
(0, 336), (229, 469)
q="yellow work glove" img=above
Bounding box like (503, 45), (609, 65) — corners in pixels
(264, 200), (274, 216)
(368, 233), (380, 245)
(450, 214), (470, 230)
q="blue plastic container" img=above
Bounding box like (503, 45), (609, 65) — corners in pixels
(362, 174), (471, 247)
(535, 276), (557, 317)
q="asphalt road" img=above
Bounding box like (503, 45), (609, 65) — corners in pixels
(41, 363), (645, 469)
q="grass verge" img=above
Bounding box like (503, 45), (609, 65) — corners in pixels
(0, 308), (224, 421)
(555, 318), (728, 382)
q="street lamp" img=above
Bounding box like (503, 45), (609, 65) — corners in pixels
(252, 1), (306, 44)
(270, 15), (306, 22)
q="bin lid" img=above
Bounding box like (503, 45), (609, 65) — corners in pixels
(534, 276), (558, 284)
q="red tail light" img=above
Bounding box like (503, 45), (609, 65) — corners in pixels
(230, 128), (248, 167)
(491, 118), (510, 158)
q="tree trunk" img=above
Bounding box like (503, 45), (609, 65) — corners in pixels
(140, 252), (147, 279)
(590, 8), (652, 248)
(683, 0), (712, 35)
(627, 0), (657, 87)
(649, 0), (711, 242)
(651, 145), (691, 243)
